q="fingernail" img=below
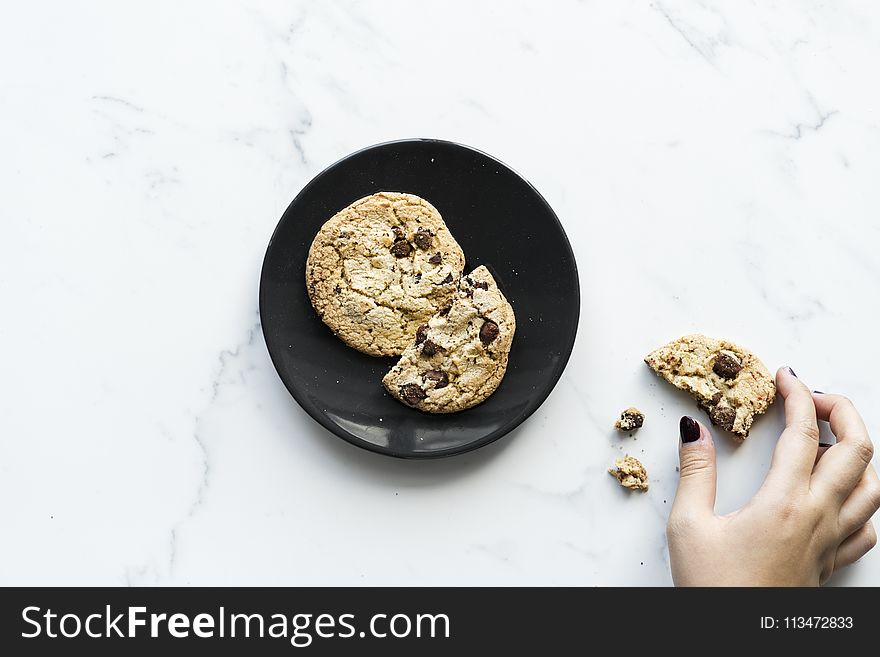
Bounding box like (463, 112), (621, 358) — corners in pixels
(813, 390), (824, 394)
(680, 416), (701, 443)
(786, 366), (797, 377)
(819, 442), (833, 448)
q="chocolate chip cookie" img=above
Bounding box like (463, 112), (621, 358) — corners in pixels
(306, 192), (465, 356)
(382, 266), (516, 413)
(644, 334), (776, 439)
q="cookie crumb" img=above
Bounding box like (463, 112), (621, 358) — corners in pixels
(608, 455), (649, 491)
(614, 407), (645, 432)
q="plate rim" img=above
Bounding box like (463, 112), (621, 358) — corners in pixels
(259, 137), (580, 459)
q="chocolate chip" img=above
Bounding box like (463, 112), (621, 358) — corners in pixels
(697, 391), (724, 415)
(428, 253), (442, 264)
(472, 280), (488, 290)
(423, 370), (449, 389)
(413, 229), (433, 250)
(415, 324), (429, 345)
(390, 239), (412, 258)
(479, 320), (499, 345)
(441, 273), (453, 284)
(438, 301), (453, 316)
(421, 340), (440, 357)
(399, 383), (426, 406)
(713, 353), (742, 379)
(709, 405), (736, 431)
(392, 226), (404, 240)
(333, 285), (341, 294)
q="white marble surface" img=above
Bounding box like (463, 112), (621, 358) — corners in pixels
(2, 0), (879, 586)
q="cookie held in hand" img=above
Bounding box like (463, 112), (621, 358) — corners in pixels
(644, 334), (776, 439)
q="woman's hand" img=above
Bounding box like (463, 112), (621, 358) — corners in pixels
(667, 367), (879, 586)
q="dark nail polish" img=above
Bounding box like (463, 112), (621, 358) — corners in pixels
(680, 416), (700, 443)
(819, 442), (833, 448)
(787, 367), (797, 377)
(813, 390), (824, 394)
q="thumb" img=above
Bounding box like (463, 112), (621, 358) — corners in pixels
(671, 416), (717, 518)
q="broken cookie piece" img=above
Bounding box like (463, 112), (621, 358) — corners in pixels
(382, 266), (516, 413)
(644, 334), (776, 440)
(614, 407), (645, 432)
(608, 455), (649, 491)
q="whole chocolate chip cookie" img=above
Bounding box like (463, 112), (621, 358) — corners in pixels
(306, 192), (465, 356)
(644, 334), (776, 439)
(382, 266), (516, 413)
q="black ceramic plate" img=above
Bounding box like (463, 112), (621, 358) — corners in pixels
(260, 139), (579, 458)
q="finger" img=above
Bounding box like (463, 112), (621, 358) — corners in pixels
(764, 367), (820, 491)
(811, 393), (874, 502)
(671, 416), (716, 519)
(834, 521), (877, 571)
(838, 465), (880, 537)
(814, 442), (833, 467)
